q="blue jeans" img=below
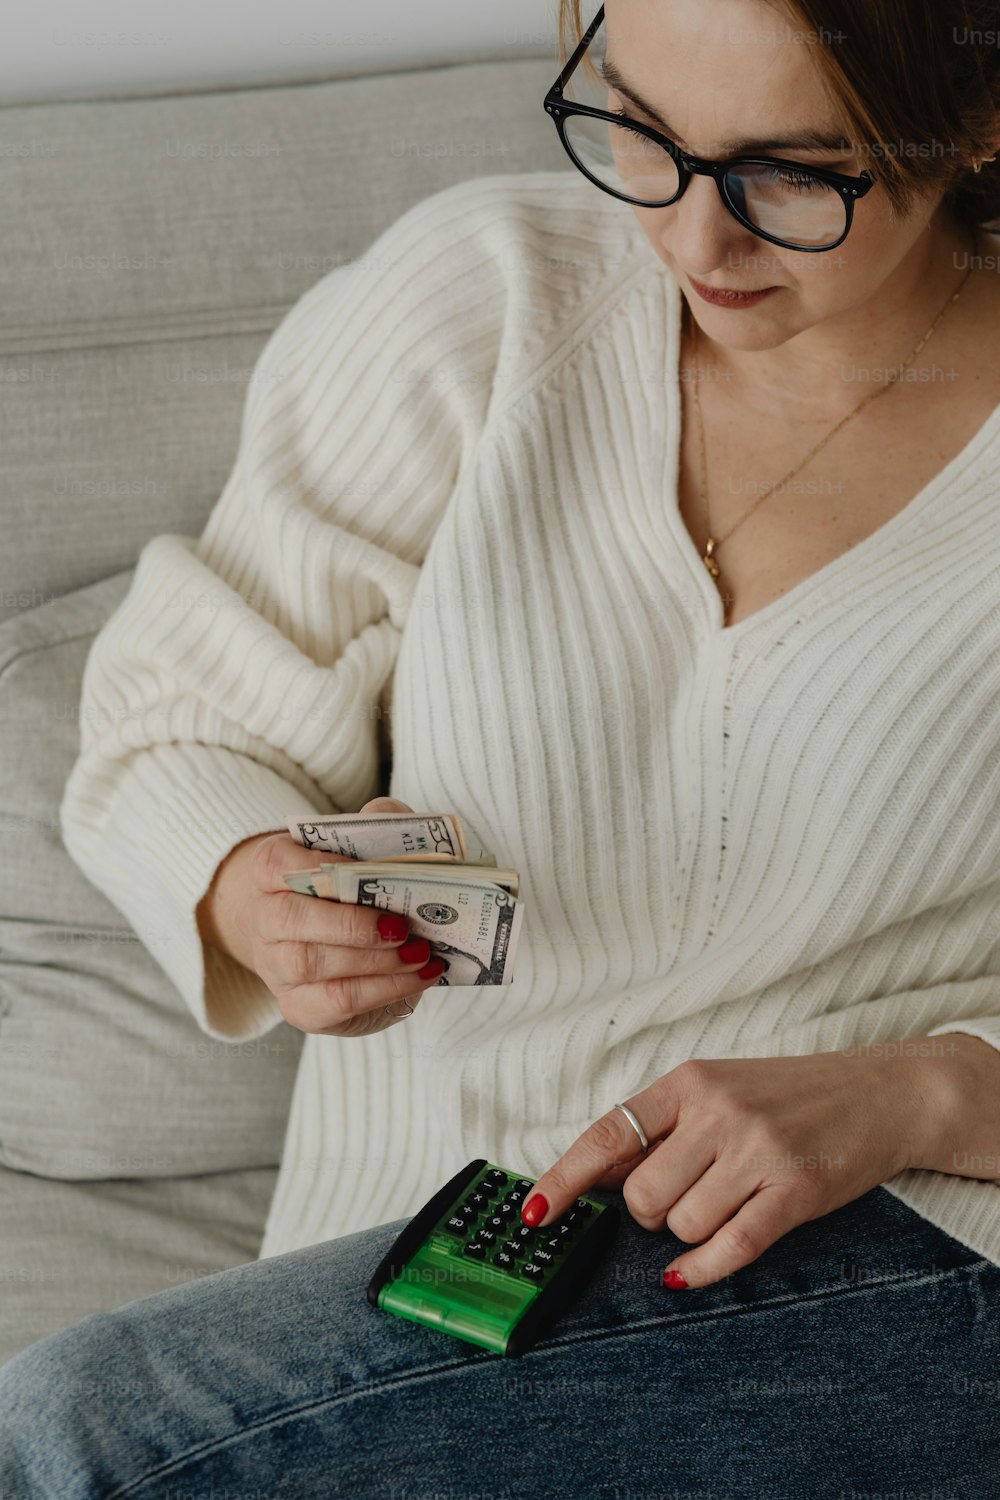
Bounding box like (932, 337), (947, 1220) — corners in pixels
(1, 1184), (999, 1499)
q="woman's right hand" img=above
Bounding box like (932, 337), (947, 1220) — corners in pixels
(196, 797), (444, 1037)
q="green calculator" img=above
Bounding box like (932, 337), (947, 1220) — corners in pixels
(367, 1158), (620, 1358)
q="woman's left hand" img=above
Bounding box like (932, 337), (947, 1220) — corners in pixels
(520, 1049), (934, 1289)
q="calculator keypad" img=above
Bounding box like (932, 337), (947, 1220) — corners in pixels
(440, 1167), (598, 1283)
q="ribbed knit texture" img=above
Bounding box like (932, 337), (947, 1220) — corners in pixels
(59, 170), (1000, 1265)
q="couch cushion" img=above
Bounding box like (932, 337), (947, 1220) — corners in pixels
(0, 60), (570, 618)
(0, 1162), (278, 1366)
(0, 572), (305, 1179)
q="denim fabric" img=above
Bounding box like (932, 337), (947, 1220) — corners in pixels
(1, 1184), (998, 1499)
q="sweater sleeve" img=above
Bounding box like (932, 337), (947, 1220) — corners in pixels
(925, 1017), (1000, 1059)
(59, 178), (510, 1041)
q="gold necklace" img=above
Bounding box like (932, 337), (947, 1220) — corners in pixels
(686, 256), (977, 608)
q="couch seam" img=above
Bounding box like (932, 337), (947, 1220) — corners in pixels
(0, 53), (547, 114)
(0, 307), (294, 359)
(0, 627), (105, 688)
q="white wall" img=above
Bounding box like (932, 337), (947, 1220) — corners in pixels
(0, 0), (562, 106)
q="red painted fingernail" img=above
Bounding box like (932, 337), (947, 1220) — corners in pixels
(399, 938), (431, 965)
(662, 1269), (688, 1289)
(377, 913), (409, 942)
(522, 1193), (548, 1227)
(418, 958), (445, 981)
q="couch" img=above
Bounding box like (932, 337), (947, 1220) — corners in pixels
(0, 52), (572, 1366)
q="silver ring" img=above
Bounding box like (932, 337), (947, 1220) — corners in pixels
(383, 996), (415, 1020)
(612, 1101), (649, 1153)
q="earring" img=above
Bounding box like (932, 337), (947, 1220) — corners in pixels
(973, 155), (998, 174)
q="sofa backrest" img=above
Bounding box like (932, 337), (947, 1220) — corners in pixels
(0, 57), (571, 617)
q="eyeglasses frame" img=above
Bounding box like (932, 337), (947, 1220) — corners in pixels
(543, 2), (876, 254)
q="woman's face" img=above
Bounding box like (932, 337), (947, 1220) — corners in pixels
(602, 0), (957, 351)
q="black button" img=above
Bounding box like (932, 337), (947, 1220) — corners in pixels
(575, 1200), (594, 1216)
(443, 1215), (468, 1236)
(494, 1200), (516, 1219)
(478, 1227), (497, 1245)
(493, 1249), (516, 1271)
(463, 1241), (486, 1260)
(483, 1169), (509, 1189)
(521, 1262), (545, 1280)
(501, 1238), (526, 1257)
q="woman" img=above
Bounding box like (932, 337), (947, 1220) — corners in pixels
(3, 0), (1000, 1492)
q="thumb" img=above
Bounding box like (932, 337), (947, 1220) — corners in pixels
(360, 796), (416, 814)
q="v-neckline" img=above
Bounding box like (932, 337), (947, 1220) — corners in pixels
(658, 266), (1000, 643)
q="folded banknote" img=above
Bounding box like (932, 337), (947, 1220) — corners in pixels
(283, 811), (523, 987)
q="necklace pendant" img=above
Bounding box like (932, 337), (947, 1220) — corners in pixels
(702, 537), (721, 578)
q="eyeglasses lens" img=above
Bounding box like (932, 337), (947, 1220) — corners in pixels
(724, 162), (848, 249)
(559, 26), (849, 249)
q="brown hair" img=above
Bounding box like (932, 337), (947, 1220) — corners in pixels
(556, 0), (1000, 229)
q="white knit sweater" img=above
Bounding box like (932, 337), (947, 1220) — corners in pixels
(60, 170), (1000, 1266)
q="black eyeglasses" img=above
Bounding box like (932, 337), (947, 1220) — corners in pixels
(543, 2), (875, 253)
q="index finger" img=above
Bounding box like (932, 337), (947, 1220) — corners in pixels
(521, 1091), (675, 1229)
